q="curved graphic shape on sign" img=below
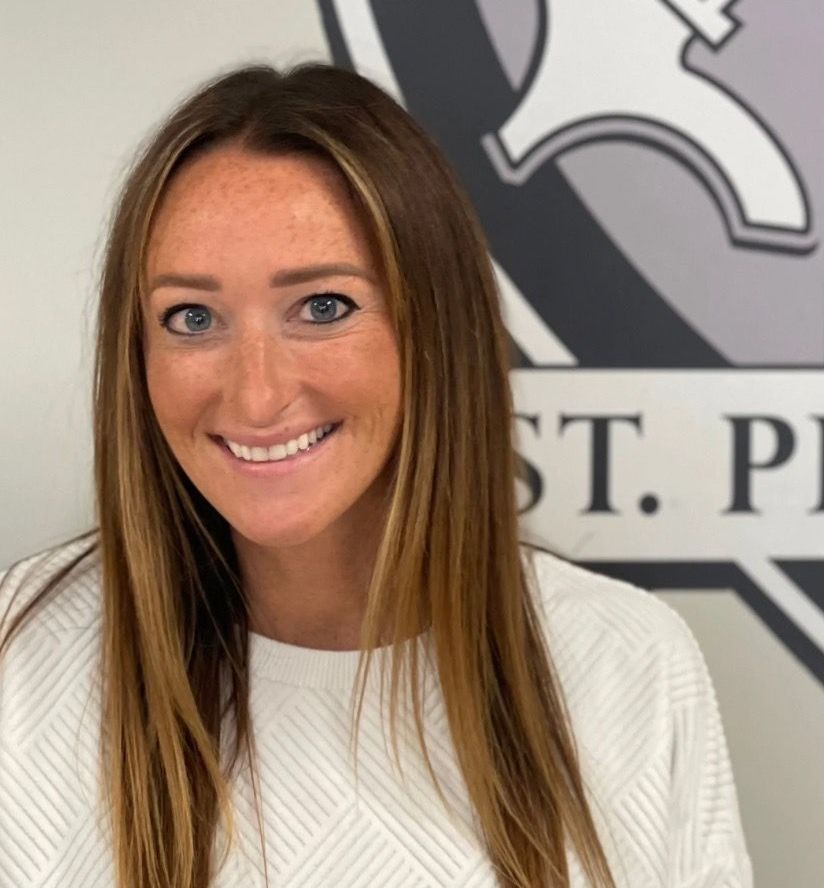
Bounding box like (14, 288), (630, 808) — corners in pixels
(484, 0), (814, 253)
(324, 0), (730, 369)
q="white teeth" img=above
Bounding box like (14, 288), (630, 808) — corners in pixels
(224, 422), (337, 463)
(267, 443), (287, 461)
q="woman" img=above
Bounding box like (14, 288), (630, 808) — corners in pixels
(0, 64), (752, 888)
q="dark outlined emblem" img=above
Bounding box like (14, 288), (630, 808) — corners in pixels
(319, 0), (824, 686)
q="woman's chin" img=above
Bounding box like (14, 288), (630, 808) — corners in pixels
(228, 519), (329, 551)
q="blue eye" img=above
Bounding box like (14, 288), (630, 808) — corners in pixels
(160, 304), (212, 335)
(157, 294), (359, 336)
(302, 293), (357, 324)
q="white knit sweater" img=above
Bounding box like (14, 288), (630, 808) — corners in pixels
(0, 538), (752, 887)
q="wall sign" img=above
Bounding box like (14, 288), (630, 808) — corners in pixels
(319, 0), (824, 686)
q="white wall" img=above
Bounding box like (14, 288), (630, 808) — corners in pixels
(0, 0), (331, 566)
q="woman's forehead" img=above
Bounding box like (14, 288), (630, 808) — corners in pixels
(146, 146), (374, 273)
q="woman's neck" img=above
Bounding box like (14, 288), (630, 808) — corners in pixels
(232, 501), (384, 651)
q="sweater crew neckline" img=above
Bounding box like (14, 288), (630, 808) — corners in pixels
(248, 628), (433, 689)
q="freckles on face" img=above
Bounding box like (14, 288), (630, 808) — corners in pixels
(142, 145), (402, 548)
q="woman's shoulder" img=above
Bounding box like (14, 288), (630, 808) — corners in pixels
(522, 546), (710, 709)
(0, 533), (102, 641)
(518, 549), (751, 883)
(519, 542), (702, 777)
(521, 544), (692, 651)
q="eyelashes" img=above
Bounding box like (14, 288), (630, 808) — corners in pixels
(300, 292), (358, 325)
(159, 304), (212, 334)
(158, 292), (359, 336)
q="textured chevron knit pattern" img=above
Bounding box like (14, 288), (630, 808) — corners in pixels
(0, 539), (753, 888)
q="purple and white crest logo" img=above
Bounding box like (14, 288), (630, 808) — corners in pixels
(319, 0), (824, 686)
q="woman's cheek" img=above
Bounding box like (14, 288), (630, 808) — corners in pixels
(147, 347), (219, 433)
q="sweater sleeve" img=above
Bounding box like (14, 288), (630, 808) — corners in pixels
(665, 609), (754, 888)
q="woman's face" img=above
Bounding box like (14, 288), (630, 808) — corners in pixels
(143, 145), (402, 550)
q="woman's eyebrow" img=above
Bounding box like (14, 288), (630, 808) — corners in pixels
(148, 263), (374, 294)
(270, 262), (374, 286)
(149, 273), (220, 293)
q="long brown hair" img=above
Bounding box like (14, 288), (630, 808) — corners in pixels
(0, 64), (617, 888)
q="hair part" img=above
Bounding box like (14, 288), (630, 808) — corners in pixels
(1, 63), (617, 888)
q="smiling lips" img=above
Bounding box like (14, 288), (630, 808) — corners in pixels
(221, 423), (337, 463)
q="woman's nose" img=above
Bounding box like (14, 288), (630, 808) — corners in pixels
(225, 332), (293, 426)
